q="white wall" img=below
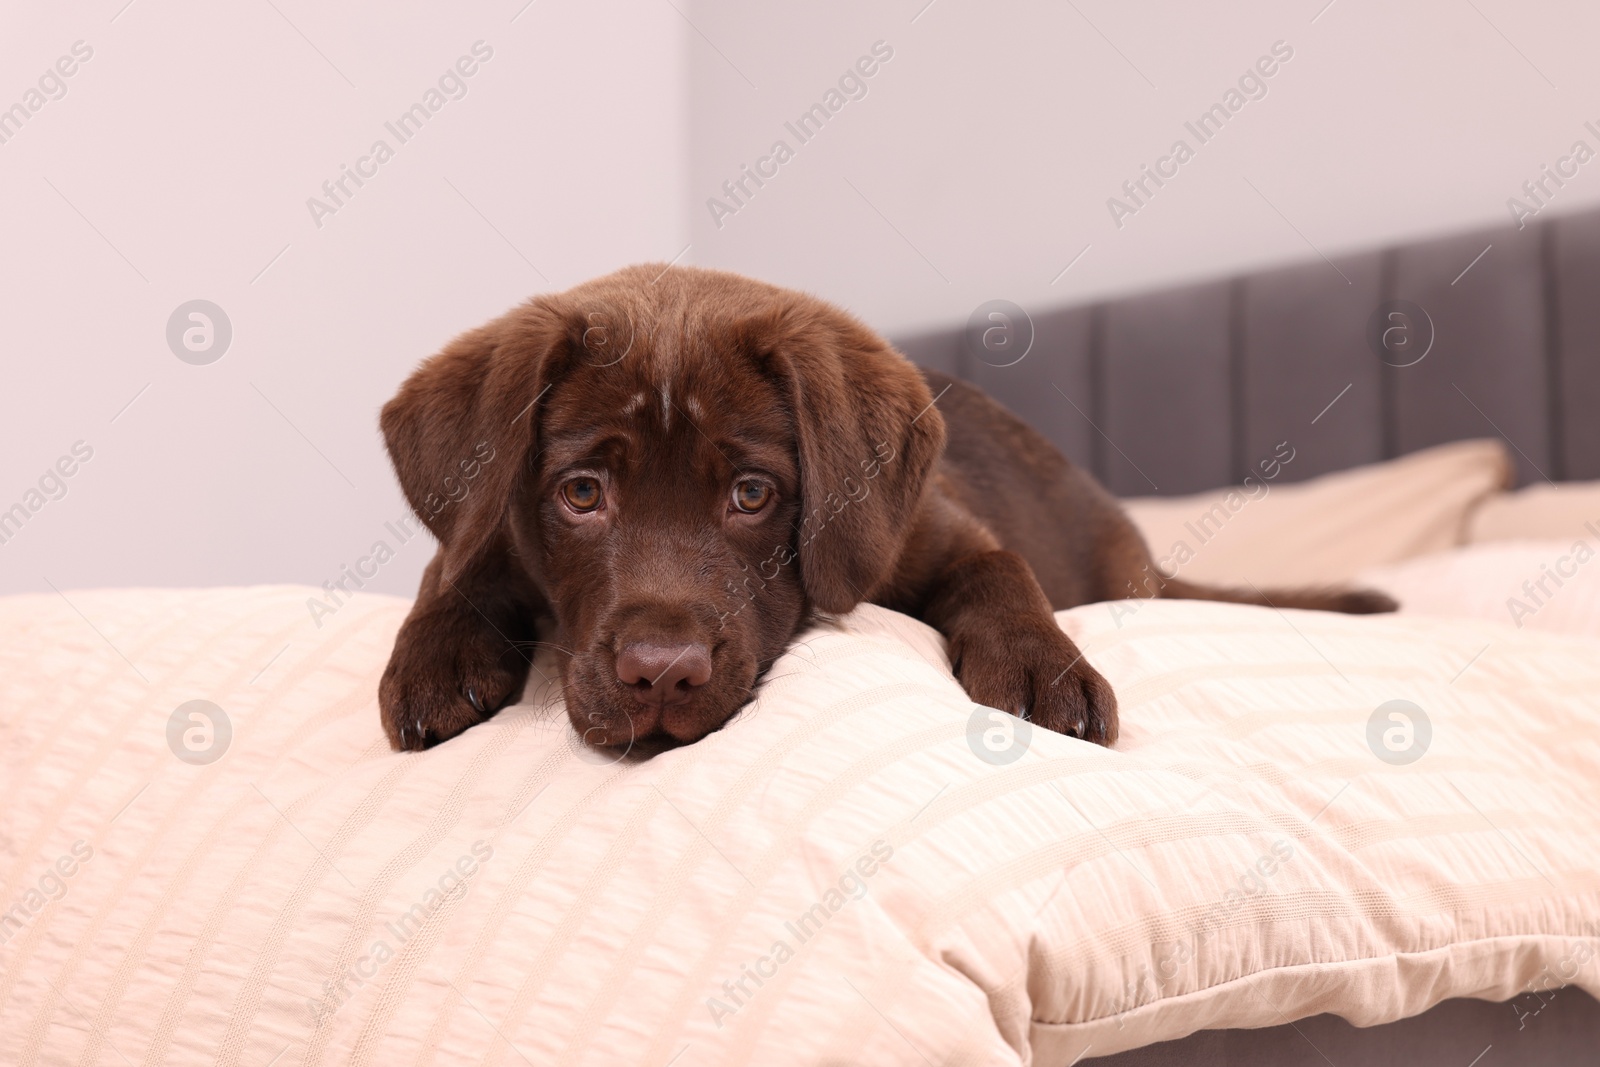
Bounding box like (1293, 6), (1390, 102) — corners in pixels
(5, 0), (1598, 597)
(686, 0), (1600, 334)
(0, 0), (687, 597)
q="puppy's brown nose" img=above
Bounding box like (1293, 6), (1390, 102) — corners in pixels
(615, 642), (712, 705)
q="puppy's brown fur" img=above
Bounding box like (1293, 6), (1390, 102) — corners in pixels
(379, 265), (1395, 752)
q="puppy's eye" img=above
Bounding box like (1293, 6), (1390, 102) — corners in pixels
(561, 477), (603, 513)
(732, 480), (772, 513)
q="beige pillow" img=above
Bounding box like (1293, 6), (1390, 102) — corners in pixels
(1467, 480), (1600, 544)
(1120, 439), (1512, 587)
(1359, 540), (1600, 638)
(5, 587), (1600, 1064)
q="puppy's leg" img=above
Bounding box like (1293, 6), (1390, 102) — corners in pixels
(379, 540), (543, 751)
(887, 497), (1118, 745)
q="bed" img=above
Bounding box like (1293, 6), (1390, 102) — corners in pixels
(4, 210), (1600, 1065)
(3, 558), (1598, 1065)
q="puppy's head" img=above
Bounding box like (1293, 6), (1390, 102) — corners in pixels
(382, 265), (944, 749)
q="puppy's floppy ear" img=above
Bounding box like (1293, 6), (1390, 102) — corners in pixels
(380, 300), (572, 584)
(752, 301), (946, 614)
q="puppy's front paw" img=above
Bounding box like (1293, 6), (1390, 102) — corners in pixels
(950, 622), (1118, 746)
(379, 612), (528, 751)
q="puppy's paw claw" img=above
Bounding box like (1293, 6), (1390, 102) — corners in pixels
(380, 622), (526, 752)
(953, 624), (1118, 747)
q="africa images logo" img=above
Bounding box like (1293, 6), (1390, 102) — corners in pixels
(705, 840), (894, 1028)
(305, 42), (494, 229)
(1106, 40), (1294, 229)
(706, 41), (894, 229)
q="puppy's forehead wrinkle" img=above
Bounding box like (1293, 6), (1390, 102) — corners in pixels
(537, 292), (797, 486)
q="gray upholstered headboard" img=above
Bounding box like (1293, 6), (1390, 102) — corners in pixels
(893, 207), (1600, 495)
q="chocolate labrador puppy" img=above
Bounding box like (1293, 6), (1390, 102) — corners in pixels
(378, 265), (1394, 752)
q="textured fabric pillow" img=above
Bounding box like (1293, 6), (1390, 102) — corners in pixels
(2, 587), (1598, 1065)
(1359, 540), (1600, 638)
(1120, 439), (1512, 588)
(1467, 481), (1600, 544)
